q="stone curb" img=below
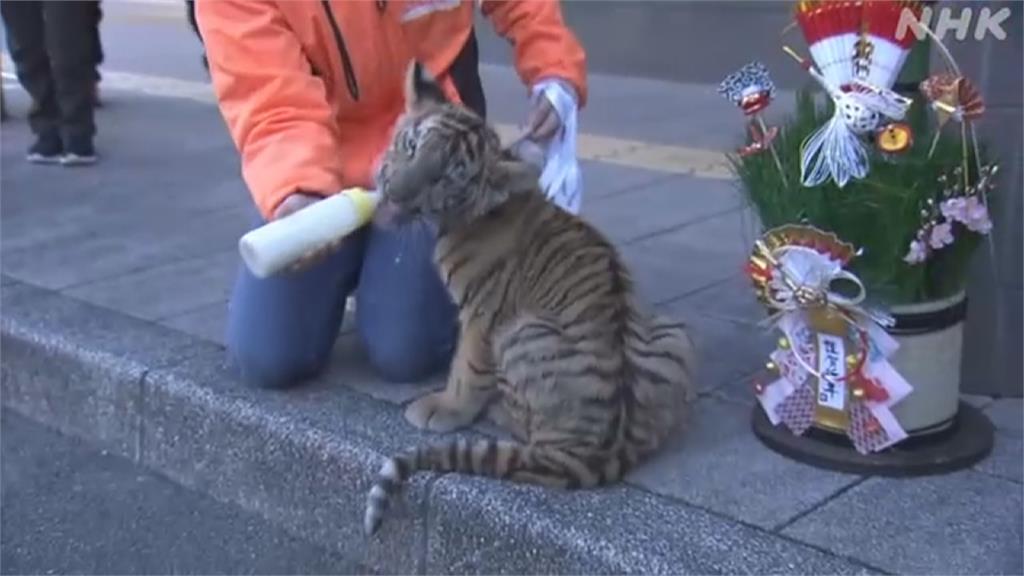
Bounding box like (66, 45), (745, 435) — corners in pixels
(0, 277), (874, 575)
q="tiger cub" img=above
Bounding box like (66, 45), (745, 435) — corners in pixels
(364, 61), (698, 536)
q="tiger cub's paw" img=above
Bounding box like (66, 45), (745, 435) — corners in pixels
(404, 391), (476, 432)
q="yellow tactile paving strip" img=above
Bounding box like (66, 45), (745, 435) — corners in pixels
(491, 124), (733, 179)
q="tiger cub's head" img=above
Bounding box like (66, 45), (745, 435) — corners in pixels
(374, 61), (540, 224)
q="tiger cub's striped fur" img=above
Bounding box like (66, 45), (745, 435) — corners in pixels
(364, 61), (698, 536)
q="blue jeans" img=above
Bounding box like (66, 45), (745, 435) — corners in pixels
(225, 216), (458, 388)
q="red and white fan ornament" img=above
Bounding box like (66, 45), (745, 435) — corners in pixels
(787, 0), (923, 188)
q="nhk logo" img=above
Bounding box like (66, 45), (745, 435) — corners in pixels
(897, 5), (1013, 42)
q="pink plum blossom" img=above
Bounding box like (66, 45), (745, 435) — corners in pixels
(903, 239), (928, 264)
(963, 196), (993, 234)
(940, 195), (994, 234)
(940, 197), (967, 222)
(929, 221), (955, 249)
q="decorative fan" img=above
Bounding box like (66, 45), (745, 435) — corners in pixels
(795, 0), (922, 91)
(747, 224), (858, 308)
(789, 0), (924, 188)
(919, 73), (986, 127)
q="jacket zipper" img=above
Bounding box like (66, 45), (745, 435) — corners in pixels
(320, 0), (360, 101)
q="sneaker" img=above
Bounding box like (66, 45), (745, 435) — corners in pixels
(26, 134), (63, 164)
(60, 137), (97, 166)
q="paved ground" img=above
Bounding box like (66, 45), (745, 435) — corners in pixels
(1, 2), (1022, 574)
(1, 409), (360, 575)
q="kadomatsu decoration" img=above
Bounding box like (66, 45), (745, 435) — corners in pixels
(727, 0), (998, 306)
(723, 0), (1001, 451)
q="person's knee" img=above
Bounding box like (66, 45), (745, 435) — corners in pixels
(361, 325), (454, 383)
(223, 233), (363, 390)
(226, 338), (330, 390)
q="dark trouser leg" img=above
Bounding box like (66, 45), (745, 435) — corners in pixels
(91, 1), (102, 81)
(1, 1), (59, 139)
(41, 0), (96, 146)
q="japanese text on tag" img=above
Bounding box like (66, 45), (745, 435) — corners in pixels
(816, 334), (847, 411)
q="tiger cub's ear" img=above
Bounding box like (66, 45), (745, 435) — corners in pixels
(404, 60), (448, 112)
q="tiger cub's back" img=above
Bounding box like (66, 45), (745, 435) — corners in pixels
(438, 190), (697, 465)
(530, 197), (698, 460)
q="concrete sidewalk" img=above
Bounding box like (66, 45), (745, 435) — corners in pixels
(1, 64), (1021, 574)
(1, 409), (361, 574)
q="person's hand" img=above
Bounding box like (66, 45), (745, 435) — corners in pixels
(523, 96), (561, 143)
(272, 192), (345, 274)
(273, 192), (321, 220)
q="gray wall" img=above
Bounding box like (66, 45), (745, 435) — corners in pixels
(477, 1), (811, 89)
(477, 1), (1022, 397)
(943, 2), (1023, 398)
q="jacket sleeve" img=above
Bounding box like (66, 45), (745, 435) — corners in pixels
(195, 0), (344, 220)
(479, 0), (588, 108)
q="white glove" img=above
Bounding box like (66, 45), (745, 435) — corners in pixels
(529, 78), (583, 215)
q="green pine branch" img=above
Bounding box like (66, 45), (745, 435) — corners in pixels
(729, 88), (994, 305)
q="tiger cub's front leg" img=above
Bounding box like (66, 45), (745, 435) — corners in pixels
(404, 319), (497, 432)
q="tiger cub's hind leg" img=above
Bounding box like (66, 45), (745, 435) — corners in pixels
(493, 314), (619, 489)
(405, 320), (497, 432)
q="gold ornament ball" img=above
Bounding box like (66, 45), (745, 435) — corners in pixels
(778, 337), (790, 349)
(766, 361), (777, 372)
(876, 122), (912, 154)
(846, 354), (858, 366)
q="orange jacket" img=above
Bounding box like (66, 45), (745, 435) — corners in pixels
(195, 0), (587, 220)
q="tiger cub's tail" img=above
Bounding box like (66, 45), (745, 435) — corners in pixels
(364, 437), (606, 536)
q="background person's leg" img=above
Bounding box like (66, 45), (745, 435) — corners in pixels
(355, 220), (458, 383)
(89, 0), (102, 106)
(1, 58), (5, 122)
(226, 218), (369, 389)
(1, 1), (61, 161)
(41, 0), (97, 164)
